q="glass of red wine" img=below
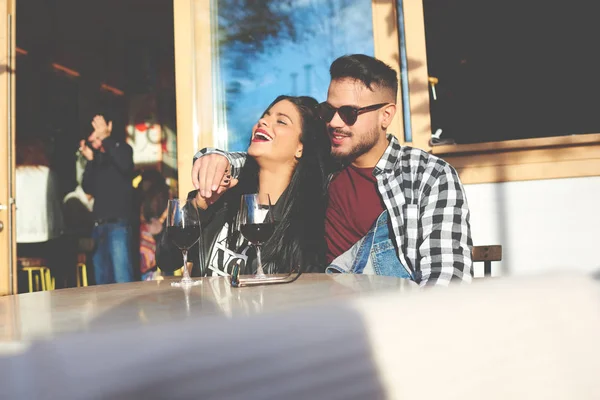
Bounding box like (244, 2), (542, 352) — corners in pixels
(167, 198), (202, 287)
(238, 193), (275, 277)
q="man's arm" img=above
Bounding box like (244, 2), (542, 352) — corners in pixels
(81, 160), (96, 195)
(192, 148), (247, 199)
(418, 165), (473, 287)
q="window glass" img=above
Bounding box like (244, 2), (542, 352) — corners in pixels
(214, 0), (375, 150)
(424, 0), (600, 144)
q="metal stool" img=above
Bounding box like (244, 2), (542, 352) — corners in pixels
(76, 262), (88, 287)
(19, 257), (54, 292)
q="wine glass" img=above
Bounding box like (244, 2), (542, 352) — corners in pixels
(238, 193), (275, 277)
(167, 198), (202, 287)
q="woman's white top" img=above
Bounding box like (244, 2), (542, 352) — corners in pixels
(16, 166), (65, 243)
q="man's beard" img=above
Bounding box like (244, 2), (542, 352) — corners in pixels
(329, 126), (380, 164)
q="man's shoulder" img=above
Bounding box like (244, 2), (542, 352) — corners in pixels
(117, 139), (133, 151)
(395, 145), (453, 175)
(102, 137), (133, 154)
(379, 142), (462, 194)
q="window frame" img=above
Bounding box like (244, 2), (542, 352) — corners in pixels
(394, 1), (600, 184)
(174, 0), (600, 189)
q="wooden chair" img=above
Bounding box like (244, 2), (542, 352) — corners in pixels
(472, 245), (502, 277)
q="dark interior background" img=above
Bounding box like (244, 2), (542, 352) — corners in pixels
(16, 0), (176, 194)
(424, 0), (600, 144)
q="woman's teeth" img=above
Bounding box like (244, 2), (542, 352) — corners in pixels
(255, 132), (272, 141)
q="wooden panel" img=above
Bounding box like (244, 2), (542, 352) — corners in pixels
(192, 1), (214, 152)
(371, 0), (404, 144)
(453, 157), (600, 184)
(434, 135), (600, 184)
(401, 0), (432, 151)
(472, 245), (502, 262)
(173, 0), (195, 198)
(0, 0), (16, 296)
(173, 0), (214, 198)
(444, 144), (600, 169)
(432, 133), (600, 156)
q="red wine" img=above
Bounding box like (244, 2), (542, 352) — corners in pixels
(240, 223), (275, 244)
(167, 226), (200, 250)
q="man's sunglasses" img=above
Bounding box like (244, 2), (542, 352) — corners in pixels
(316, 102), (389, 126)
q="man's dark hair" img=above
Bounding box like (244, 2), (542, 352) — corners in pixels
(330, 54), (398, 101)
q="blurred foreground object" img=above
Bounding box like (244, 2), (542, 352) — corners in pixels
(0, 272), (599, 399)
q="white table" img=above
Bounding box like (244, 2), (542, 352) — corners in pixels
(1, 272), (599, 399)
(0, 273), (413, 344)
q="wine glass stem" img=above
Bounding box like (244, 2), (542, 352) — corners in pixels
(182, 249), (191, 281)
(255, 245), (265, 277)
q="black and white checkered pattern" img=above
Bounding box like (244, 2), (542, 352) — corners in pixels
(371, 135), (472, 286)
(195, 135), (473, 286)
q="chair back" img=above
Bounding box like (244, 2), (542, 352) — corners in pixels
(472, 245), (502, 277)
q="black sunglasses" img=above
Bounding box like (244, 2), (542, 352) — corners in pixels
(316, 102), (389, 126)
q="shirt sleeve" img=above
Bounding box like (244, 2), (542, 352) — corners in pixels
(417, 165), (473, 287)
(81, 160), (96, 195)
(193, 148), (248, 179)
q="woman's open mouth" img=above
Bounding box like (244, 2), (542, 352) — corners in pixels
(252, 129), (273, 142)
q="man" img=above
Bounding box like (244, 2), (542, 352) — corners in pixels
(192, 54), (472, 286)
(81, 114), (135, 284)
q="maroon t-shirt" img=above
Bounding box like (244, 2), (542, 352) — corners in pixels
(325, 165), (385, 263)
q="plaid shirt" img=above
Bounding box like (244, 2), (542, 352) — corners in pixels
(194, 134), (473, 286)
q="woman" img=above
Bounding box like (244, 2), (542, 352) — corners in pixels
(16, 139), (66, 289)
(157, 95), (331, 276)
(136, 170), (171, 280)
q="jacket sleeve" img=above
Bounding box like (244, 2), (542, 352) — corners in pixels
(193, 148), (247, 179)
(418, 165), (473, 287)
(81, 160), (96, 195)
(102, 137), (134, 178)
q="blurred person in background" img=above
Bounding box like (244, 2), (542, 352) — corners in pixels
(16, 138), (66, 289)
(80, 113), (135, 284)
(136, 170), (171, 280)
(62, 151), (95, 287)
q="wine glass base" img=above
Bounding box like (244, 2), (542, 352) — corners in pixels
(171, 280), (202, 288)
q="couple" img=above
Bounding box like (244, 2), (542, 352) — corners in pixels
(160, 54), (473, 286)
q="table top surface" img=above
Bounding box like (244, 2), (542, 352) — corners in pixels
(0, 274), (413, 345)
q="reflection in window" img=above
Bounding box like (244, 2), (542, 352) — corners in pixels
(213, 0), (374, 150)
(424, 0), (600, 144)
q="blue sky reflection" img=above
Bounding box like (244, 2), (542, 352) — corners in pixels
(217, 0), (375, 150)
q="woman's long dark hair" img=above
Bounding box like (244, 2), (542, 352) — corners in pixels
(226, 95), (331, 273)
